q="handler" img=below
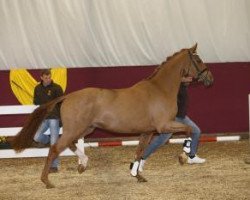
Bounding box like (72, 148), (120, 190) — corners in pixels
(138, 76), (206, 172)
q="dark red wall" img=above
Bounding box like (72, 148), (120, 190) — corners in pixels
(0, 62), (250, 137)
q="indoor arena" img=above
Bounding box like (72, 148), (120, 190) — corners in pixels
(0, 1), (249, 199)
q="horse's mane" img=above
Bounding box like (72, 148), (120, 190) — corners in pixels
(146, 48), (187, 80)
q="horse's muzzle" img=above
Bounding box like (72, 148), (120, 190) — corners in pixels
(203, 77), (214, 87)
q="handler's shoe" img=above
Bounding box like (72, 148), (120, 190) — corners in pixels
(138, 159), (145, 172)
(31, 141), (47, 148)
(187, 155), (206, 164)
(49, 167), (58, 173)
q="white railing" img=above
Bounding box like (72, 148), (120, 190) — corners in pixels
(0, 105), (84, 158)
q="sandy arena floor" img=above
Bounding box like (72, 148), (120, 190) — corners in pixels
(0, 140), (249, 200)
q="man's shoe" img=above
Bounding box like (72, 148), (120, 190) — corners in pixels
(31, 141), (47, 148)
(138, 159), (145, 172)
(49, 167), (58, 173)
(187, 155), (206, 164)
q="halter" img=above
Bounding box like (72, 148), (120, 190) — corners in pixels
(188, 50), (209, 82)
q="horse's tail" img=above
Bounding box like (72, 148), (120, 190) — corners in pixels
(9, 96), (66, 152)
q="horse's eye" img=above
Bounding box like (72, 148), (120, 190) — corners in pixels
(196, 58), (202, 63)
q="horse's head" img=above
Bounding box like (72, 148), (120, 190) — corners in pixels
(184, 44), (214, 86)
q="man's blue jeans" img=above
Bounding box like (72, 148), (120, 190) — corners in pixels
(142, 116), (201, 159)
(33, 119), (60, 168)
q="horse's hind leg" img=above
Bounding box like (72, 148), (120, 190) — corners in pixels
(68, 128), (94, 173)
(68, 139), (89, 174)
(41, 131), (83, 188)
(131, 133), (153, 182)
(41, 127), (95, 188)
(41, 145), (58, 189)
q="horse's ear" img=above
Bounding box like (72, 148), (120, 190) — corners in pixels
(190, 43), (198, 54)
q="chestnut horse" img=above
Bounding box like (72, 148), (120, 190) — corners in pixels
(10, 44), (213, 188)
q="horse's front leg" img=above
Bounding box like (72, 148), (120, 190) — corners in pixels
(159, 121), (192, 136)
(160, 121), (192, 165)
(131, 133), (153, 182)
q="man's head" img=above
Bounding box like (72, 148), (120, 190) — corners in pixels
(40, 69), (52, 86)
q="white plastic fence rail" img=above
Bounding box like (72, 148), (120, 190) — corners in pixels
(0, 104), (244, 159)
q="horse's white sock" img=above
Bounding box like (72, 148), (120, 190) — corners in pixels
(183, 137), (192, 154)
(74, 148), (88, 167)
(130, 161), (139, 176)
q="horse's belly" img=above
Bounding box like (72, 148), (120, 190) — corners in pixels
(94, 115), (154, 134)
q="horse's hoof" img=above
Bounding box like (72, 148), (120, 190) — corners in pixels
(77, 164), (86, 174)
(244, 157), (250, 164)
(178, 152), (188, 165)
(41, 177), (55, 189)
(46, 183), (55, 189)
(136, 174), (147, 182)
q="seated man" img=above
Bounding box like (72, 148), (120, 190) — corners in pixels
(33, 69), (63, 173)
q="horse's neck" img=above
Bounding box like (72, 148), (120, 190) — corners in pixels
(150, 59), (186, 94)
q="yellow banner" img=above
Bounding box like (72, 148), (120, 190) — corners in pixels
(10, 68), (67, 105)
